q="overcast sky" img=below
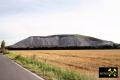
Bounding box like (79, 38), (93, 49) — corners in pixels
(0, 0), (120, 45)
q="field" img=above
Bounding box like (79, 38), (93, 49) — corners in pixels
(10, 50), (120, 80)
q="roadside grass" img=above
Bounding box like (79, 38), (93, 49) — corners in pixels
(5, 53), (95, 80)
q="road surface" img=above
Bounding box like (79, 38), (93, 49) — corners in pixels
(0, 54), (44, 80)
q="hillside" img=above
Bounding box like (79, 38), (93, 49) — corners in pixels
(8, 34), (115, 49)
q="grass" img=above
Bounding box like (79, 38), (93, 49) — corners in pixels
(10, 50), (120, 73)
(6, 53), (95, 80)
(9, 50), (120, 80)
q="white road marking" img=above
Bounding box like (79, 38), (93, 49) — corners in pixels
(11, 60), (45, 80)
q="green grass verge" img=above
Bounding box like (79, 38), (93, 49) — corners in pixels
(6, 53), (95, 80)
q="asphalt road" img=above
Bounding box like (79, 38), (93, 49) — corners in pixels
(0, 54), (44, 80)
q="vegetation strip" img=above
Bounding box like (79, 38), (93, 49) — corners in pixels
(6, 53), (95, 80)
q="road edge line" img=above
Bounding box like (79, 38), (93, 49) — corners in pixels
(11, 60), (45, 80)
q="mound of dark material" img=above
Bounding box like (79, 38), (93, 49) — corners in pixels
(8, 34), (116, 50)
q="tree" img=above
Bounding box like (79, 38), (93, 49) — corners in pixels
(1, 40), (5, 53)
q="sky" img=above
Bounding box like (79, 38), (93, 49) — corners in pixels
(0, 0), (120, 45)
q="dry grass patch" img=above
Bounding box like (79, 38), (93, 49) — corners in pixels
(10, 50), (120, 80)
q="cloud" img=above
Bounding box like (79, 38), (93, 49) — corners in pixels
(0, 0), (120, 45)
(0, 0), (80, 16)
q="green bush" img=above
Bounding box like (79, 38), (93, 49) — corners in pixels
(3, 50), (10, 54)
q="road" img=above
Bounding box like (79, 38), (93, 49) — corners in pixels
(0, 54), (44, 80)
